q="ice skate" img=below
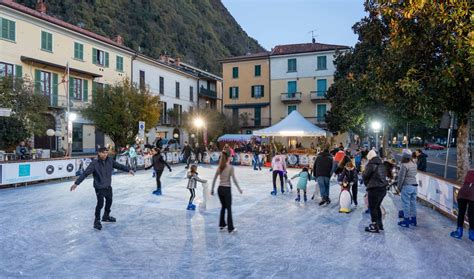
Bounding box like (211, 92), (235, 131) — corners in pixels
(450, 227), (463, 239)
(219, 226), (227, 232)
(409, 217), (417, 227)
(102, 216), (116, 222)
(303, 194), (307, 203)
(364, 223), (380, 233)
(270, 190), (277, 196)
(228, 228), (238, 234)
(295, 195), (300, 202)
(469, 229), (474, 242)
(186, 203), (195, 210)
(94, 220), (102, 230)
(398, 218), (410, 228)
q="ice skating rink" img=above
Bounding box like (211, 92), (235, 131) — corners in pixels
(0, 165), (473, 278)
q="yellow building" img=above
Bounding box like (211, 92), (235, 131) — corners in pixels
(269, 43), (349, 128)
(219, 52), (270, 134)
(0, 0), (134, 153)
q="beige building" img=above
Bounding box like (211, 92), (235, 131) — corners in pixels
(220, 52), (270, 134)
(269, 43), (349, 129)
(0, 0), (134, 153)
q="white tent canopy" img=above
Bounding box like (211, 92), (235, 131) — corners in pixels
(217, 134), (257, 143)
(253, 111), (326, 137)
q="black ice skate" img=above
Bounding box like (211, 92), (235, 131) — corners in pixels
(102, 216), (116, 222)
(94, 220), (102, 230)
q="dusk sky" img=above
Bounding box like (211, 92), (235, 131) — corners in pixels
(222, 0), (368, 50)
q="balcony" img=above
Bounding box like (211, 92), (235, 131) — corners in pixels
(199, 87), (217, 99)
(239, 117), (271, 128)
(280, 92), (302, 103)
(310, 91), (327, 102)
(305, 117), (327, 126)
(44, 95), (89, 109)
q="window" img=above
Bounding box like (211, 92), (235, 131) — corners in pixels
(255, 65), (261, 77)
(287, 58), (297, 72)
(41, 31), (53, 52)
(175, 82), (180, 98)
(0, 62), (13, 77)
(287, 81), (297, 97)
(316, 79), (327, 96)
(232, 67), (239, 78)
(74, 42), (84, 60)
(116, 56), (123, 72)
(72, 78), (83, 100)
(229, 87), (239, 99)
(161, 102), (168, 124)
(288, 105), (297, 115)
(174, 104), (182, 125)
(252, 85), (264, 98)
(92, 48), (109, 67)
(139, 70), (145, 90)
(190, 86), (194, 102)
(40, 71), (51, 96)
(254, 107), (261, 126)
(317, 104), (327, 121)
(1, 17), (16, 41)
(159, 76), (164, 95)
(317, 56), (327, 70)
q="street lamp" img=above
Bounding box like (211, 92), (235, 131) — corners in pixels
(66, 112), (77, 157)
(46, 129), (55, 153)
(193, 117), (205, 145)
(371, 121), (381, 152)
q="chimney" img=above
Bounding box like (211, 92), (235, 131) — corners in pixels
(174, 57), (181, 66)
(113, 35), (124, 45)
(36, 0), (47, 14)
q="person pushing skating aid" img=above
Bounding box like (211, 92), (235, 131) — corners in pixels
(70, 147), (134, 230)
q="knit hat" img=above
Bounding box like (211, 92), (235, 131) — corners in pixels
(402, 152), (412, 159)
(367, 150), (377, 161)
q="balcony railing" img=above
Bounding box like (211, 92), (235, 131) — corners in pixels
(42, 95), (89, 109)
(310, 91), (327, 101)
(199, 87), (217, 99)
(280, 92), (302, 103)
(305, 116), (326, 125)
(239, 117), (270, 128)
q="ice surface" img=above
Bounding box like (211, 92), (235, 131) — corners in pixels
(0, 165), (473, 278)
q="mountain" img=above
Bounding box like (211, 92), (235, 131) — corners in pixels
(16, 0), (265, 74)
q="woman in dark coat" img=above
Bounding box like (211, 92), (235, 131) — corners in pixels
(146, 148), (172, 195)
(450, 170), (474, 241)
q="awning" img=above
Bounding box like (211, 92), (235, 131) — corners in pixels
(253, 110), (326, 137)
(21, 56), (102, 78)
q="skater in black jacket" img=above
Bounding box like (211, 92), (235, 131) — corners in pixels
(70, 147), (134, 230)
(181, 141), (193, 169)
(145, 148), (172, 195)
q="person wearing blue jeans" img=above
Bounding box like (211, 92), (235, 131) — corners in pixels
(312, 148), (334, 206)
(397, 153), (418, 227)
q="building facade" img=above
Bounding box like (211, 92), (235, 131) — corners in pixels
(0, 0), (134, 153)
(220, 52), (270, 134)
(269, 43), (349, 128)
(132, 55), (199, 145)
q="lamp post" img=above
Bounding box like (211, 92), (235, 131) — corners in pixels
(67, 112), (77, 157)
(54, 130), (62, 152)
(371, 121), (382, 152)
(193, 117), (204, 145)
(46, 129), (55, 152)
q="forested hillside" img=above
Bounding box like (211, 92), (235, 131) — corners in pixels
(16, 0), (265, 74)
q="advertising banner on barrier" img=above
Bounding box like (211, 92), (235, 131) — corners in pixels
(0, 159), (77, 185)
(417, 172), (455, 215)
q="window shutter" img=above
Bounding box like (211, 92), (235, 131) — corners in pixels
(105, 52), (109, 67)
(69, 77), (74, 98)
(92, 81), (97, 101)
(34, 69), (41, 94)
(9, 20), (15, 41)
(261, 86), (264, 97)
(15, 65), (22, 78)
(47, 33), (52, 51)
(251, 86), (255, 98)
(92, 48), (97, 64)
(52, 73), (58, 106)
(236, 87), (239, 98)
(41, 31), (46, 50)
(1, 18), (6, 39)
(83, 80), (88, 102)
(229, 87), (232, 98)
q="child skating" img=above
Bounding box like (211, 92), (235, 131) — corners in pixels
(291, 168), (312, 202)
(186, 164), (207, 210)
(145, 148), (172, 195)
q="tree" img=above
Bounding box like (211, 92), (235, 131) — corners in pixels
(327, 0), (472, 181)
(0, 77), (49, 150)
(81, 78), (161, 150)
(182, 108), (238, 144)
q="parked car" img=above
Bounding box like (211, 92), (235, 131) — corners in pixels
(425, 143), (445, 150)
